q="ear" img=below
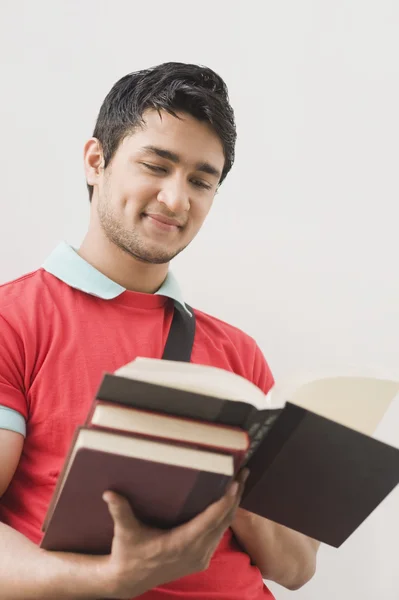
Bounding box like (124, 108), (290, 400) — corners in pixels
(84, 138), (104, 187)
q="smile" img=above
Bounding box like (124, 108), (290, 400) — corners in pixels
(143, 214), (182, 232)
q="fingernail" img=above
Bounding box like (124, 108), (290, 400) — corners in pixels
(227, 481), (239, 497)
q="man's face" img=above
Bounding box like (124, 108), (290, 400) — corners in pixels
(88, 109), (225, 264)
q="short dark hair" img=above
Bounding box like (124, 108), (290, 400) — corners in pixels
(87, 62), (236, 200)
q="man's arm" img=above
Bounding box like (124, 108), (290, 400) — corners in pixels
(237, 344), (319, 589)
(0, 428), (23, 497)
(0, 428), (249, 599)
(0, 484), (247, 600)
(0, 429), (106, 599)
(231, 508), (320, 590)
(0, 522), (109, 600)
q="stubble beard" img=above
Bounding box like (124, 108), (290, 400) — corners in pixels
(97, 197), (188, 265)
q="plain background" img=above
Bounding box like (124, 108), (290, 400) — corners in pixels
(1, 1), (398, 598)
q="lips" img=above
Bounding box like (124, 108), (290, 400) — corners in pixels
(144, 213), (183, 228)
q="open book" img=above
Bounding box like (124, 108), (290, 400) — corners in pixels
(103, 358), (399, 459)
(41, 358), (399, 553)
(115, 358), (399, 432)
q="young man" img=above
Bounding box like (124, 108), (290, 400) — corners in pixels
(0, 62), (319, 599)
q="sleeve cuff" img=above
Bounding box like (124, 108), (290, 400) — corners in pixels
(0, 405), (26, 437)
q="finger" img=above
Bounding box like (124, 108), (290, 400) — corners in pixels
(230, 468), (250, 496)
(198, 468), (250, 537)
(103, 491), (142, 532)
(207, 468), (249, 524)
(196, 469), (250, 557)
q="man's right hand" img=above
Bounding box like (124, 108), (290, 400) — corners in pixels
(99, 469), (249, 599)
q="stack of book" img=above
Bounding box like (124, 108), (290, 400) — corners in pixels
(41, 358), (399, 554)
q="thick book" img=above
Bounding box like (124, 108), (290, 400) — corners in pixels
(86, 401), (249, 466)
(40, 427), (234, 554)
(42, 358), (399, 550)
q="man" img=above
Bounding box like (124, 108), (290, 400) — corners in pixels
(0, 62), (319, 599)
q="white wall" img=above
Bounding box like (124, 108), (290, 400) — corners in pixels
(1, 1), (398, 598)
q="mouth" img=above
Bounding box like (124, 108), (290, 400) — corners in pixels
(143, 213), (183, 232)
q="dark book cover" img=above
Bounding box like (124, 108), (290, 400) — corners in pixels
(241, 403), (399, 547)
(40, 446), (231, 554)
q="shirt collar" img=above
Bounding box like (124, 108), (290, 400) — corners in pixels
(42, 242), (191, 315)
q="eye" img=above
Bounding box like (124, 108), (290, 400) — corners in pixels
(191, 179), (212, 191)
(142, 163), (167, 174)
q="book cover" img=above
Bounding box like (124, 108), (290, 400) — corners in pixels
(41, 429), (233, 554)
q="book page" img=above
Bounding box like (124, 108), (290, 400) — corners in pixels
(115, 359), (399, 433)
(115, 357), (267, 408)
(273, 377), (399, 436)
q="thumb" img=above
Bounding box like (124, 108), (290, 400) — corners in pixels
(103, 491), (141, 532)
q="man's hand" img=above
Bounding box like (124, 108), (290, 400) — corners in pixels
(99, 469), (249, 599)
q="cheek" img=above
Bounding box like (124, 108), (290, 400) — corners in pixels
(186, 199), (213, 235)
(114, 179), (158, 212)
(192, 197), (213, 222)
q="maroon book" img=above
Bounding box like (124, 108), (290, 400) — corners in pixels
(40, 428), (233, 554)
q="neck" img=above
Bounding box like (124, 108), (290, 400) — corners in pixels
(78, 227), (169, 294)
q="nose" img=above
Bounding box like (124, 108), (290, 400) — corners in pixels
(156, 176), (190, 214)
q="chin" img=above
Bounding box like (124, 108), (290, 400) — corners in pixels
(127, 245), (181, 265)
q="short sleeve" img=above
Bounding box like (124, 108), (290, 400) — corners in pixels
(251, 341), (275, 397)
(0, 406), (26, 436)
(0, 314), (28, 420)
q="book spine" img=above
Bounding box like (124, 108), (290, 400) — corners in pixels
(242, 404), (306, 499)
(41, 427), (83, 532)
(242, 408), (283, 465)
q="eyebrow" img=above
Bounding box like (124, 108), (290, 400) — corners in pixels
(142, 145), (222, 179)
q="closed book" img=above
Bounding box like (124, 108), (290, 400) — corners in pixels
(86, 400), (249, 468)
(40, 427), (233, 554)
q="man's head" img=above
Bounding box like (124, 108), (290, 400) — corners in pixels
(84, 62), (236, 265)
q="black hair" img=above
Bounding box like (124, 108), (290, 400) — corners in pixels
(88, 62), (236, 200)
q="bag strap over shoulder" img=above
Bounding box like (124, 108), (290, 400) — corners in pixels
(162, 304), (196, 362)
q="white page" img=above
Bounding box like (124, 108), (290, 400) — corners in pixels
(268, 376), (399, 436)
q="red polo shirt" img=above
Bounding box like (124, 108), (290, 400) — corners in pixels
(0, 243), (275, 599)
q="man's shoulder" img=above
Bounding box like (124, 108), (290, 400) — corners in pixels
(193, 306), (255, 345)
(192, 306), (261, 363)
(192, 306), (274, 393)
(0, 269), (49, 312)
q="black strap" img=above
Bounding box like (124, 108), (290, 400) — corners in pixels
(162, 304), (196, 362)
